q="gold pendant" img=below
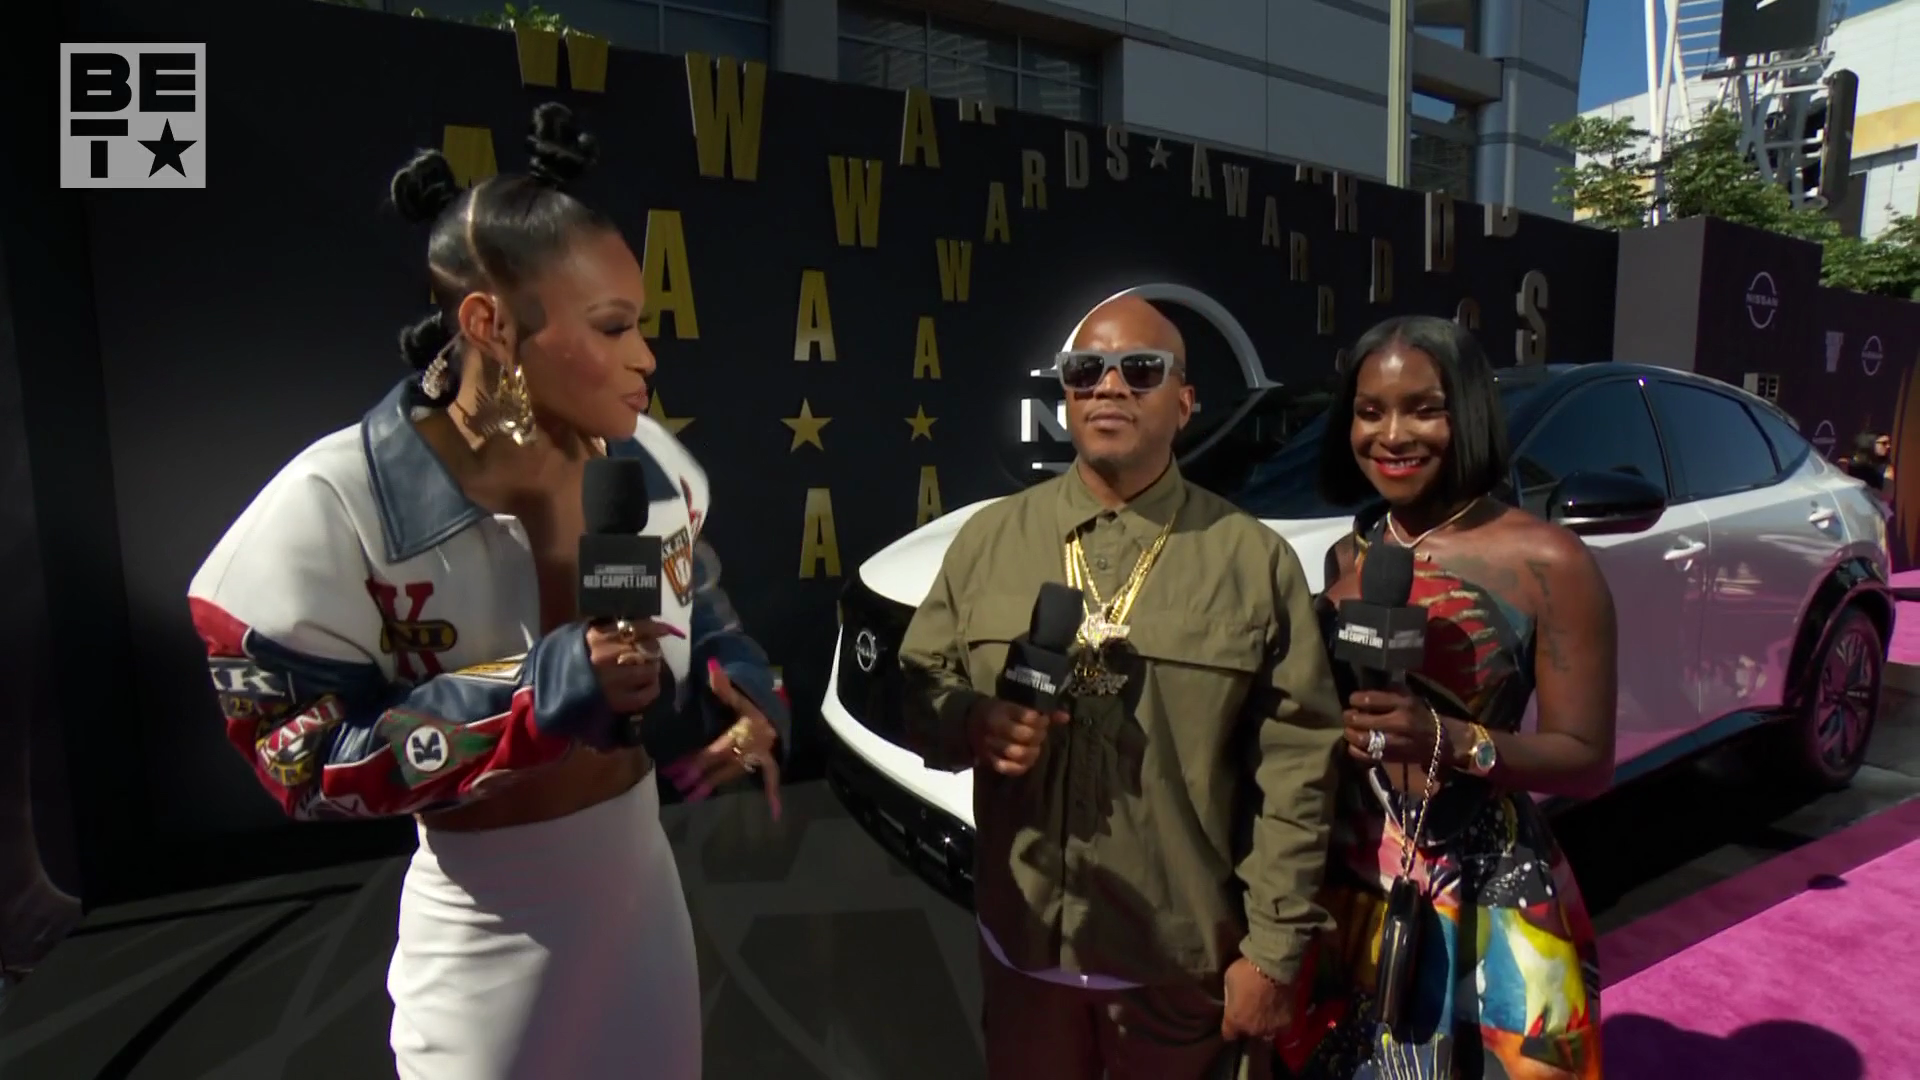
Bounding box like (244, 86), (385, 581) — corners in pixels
(1069, 643), (1129, 697)
(1077, 609), (1130, 650)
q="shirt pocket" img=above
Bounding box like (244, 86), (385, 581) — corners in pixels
(1125, 612), (1266, 757)
(958, 593), (1038, 691)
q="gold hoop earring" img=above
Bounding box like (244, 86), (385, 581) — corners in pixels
(470, 358), (537, 446)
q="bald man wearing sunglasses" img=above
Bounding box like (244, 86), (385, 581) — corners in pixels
(897, 295), (1344, 1079)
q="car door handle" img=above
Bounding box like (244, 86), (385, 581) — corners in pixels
(1664, 540), (1707, 562)
(1808, 507), (1837, 525)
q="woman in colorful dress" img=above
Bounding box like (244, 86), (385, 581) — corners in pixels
(1291, 315), (1615, 1080)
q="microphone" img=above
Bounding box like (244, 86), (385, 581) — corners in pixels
(577, 457), (663, 621)
(996, 582), (1084, 713)
(1332, 543), (1426, 690)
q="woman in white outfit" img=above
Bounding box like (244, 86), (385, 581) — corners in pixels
(185, 103), (786, 1079)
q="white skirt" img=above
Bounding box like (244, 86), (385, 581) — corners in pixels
(387, 774), (700, 1080)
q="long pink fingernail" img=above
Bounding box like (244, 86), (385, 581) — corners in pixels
(707, 658), (723, 679)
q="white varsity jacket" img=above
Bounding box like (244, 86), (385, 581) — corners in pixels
(186, 378), (787, 820)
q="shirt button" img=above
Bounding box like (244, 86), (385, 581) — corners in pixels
(1094, 556), (1109, 570)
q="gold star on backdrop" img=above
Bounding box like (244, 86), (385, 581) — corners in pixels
(905, 405), (937, 441)
(648, 393), (694, 435)
(1149, 139), (1171, 169)
(782, 399), (833, 452)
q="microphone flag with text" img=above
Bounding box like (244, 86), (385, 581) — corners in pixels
(1333, 543), (1427, 690)
(996, 582), (1084, 712)
(577, 457), (663, 621)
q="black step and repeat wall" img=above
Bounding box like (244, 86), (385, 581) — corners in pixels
(11, 0), (1619, 901)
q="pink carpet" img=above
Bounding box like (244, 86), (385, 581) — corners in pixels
(1601, 830), (1920, 1079)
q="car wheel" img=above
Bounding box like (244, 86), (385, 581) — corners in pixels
(1783, 605), (1883, 790)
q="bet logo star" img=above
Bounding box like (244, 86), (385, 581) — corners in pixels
(140, 120), (195, 178)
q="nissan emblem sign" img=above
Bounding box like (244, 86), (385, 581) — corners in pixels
(1811, 419), (1837, 458)
(1745, 271), (1780, 330)
(853, 628), (880, 673)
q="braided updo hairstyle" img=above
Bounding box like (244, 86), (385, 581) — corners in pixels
(389, 102), (611, 406)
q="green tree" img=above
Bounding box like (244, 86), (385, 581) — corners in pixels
(442, 2), (572, 31)
(1661, 108), (1835, 242)
(1549, 106), (1920, 298)
(316, 0), (576, 32)
(1547, 115), (1654, 230)
(1822, 215), (1920, 299)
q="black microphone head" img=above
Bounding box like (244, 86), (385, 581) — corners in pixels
(1030, 583), (1086, 651)
(1360, 542), (1417, 607)
(581, 457), (651, 535)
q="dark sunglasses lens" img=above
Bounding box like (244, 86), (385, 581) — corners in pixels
(1119, 354), (1168, 390)
(1059, 354), (1105, 389)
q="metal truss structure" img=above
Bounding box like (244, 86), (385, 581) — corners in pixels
(1643, 0), (1848, 217)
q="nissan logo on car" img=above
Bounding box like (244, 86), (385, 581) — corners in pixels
(1745, 271), (1780, 330)
(852, 628), (880, 673)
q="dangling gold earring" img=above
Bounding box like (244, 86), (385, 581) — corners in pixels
(470, 356), (538, 446)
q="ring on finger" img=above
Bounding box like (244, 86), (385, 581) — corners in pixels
(1366, 730), (1387, 762)
(727, 718), (754, 750)
(728, 740), (765, 773)
(613, 619), (637, 644)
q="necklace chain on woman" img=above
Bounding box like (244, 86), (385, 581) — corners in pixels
(1386, 496), (1482, 551)
(1397, 703), (1448, 877)
(1380, 498), (1475, 874)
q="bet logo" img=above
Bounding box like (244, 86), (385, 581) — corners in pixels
(59, 44), (206, 190)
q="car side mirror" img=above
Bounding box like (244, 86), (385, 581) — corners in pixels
(1545, 470), (1667, 536)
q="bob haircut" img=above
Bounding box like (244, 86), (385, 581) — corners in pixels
(1318, 314), (1511, 508)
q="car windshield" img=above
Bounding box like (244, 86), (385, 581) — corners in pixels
(1231, 377), (1549, 520)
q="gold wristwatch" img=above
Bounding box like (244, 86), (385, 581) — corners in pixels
(1464, 723), (1498, 777)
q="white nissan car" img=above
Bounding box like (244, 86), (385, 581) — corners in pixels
(819, 362), (1894, 898)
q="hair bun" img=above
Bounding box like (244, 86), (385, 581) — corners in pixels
(398, 311), (456, 401)
(526, 102), (599, 188)
(391, 149), (461, 225)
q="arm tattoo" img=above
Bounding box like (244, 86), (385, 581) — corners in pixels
(1525, 559), (1573, 674)
(1439, 553), (1523, 598)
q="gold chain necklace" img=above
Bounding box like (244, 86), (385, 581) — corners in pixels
(1065, 517), (1174, 629)
(1385, 496), (1482, 552)
(1061, 514), (1176, 694)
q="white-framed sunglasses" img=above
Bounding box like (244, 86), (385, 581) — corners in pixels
(1053, 349), (1182, 392)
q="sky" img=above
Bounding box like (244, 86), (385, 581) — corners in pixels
(1577, 0), (1903, 111)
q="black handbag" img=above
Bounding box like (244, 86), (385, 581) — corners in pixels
(1373, 874), (1427, 1038)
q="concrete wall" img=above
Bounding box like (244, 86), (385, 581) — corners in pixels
(1474, 0), (1584, 215)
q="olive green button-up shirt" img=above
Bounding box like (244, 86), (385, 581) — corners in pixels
(898, 464), (1343, 989)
